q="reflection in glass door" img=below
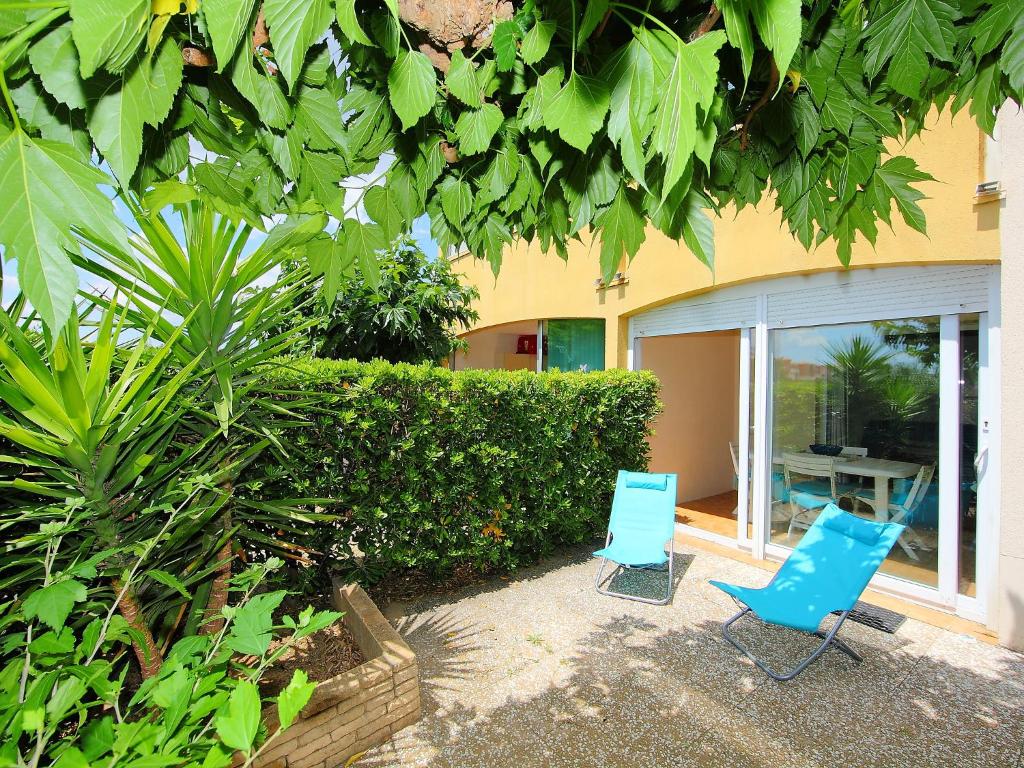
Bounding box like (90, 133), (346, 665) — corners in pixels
(767, 317), (942, 588)
(958, 315), (980, 597)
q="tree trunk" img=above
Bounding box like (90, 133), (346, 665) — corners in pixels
(111, 578), (164, 679)
(201, 470), (235, 637)
(200, 510), (233, 636)
(397, 0), (514, 70)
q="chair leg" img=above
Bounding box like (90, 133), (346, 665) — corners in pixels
(721, 608), (859, 682)
(895, 533), (921, 561)
(787, 502), (799, 537)
(594, 537), (674, 606)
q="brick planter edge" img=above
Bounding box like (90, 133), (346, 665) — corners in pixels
(254, 582), (421, 768)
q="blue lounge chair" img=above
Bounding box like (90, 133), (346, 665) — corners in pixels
(711, 503), (904, 681)
(594, 470), (678, 605)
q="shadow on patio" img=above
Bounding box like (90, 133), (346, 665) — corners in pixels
(359, 544), (1024, 768)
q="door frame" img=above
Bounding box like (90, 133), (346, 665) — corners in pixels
(629, 264), (1000, 622)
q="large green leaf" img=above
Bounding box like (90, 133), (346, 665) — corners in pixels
(866, 156), (934, 233)
(492, 20), (520, 71)
(340, 218), (388, 289)
(215, 681), (261, 752)
(337, 0), (374, 46)
(970, 0), (1019, 57)
(387, 49), (437, 130)
(300, 151), (346, 217)
(520, 67), (563, 130)
(718, 0), (755, 87)
(225, 592), (284, 656)
(863, 0), (960, 98)
(438, 176), (473, 229)
(445, 49), (482, 107)
(562, 151), (617, 233)
(521, 20), (556, 65)
(750, 0), (802, 90)
(306, 233), (354, 306)
(792, 93), (821, 157)
(86, 39), (184, 182)
(230, 49), (290, 130)
(277, 670), (317, 730)
(203, 0), (256, 70)
(476, 214), (512, 276)
(364, 185), (406, 240)
(652, 32), (725, 201)
(10, 79), (89, 155)
(30, 23), (87, 110)
(454, 103), (503, 155)
(680, 192), (715, 270)
(1003, 13), (1024, 93)
(543, 72), (610, 152)
(0, 131), (127, 332)
(603, 38), (654, 148)
(69, 0), (149, 78)
(22, 579), (87, 630)
(596, 185), (645, 283)
(294, 86), (346, 150)
(832, 200), (880, 266)
(263, 0), (333, 90)
(578, 0), (609, 45)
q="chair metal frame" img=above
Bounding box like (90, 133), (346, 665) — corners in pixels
(721, 605), (862, 682)
(593, 530), (676, 605)
(713, 504), (903, 682)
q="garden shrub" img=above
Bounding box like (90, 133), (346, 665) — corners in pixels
(244, 359), (661, 584)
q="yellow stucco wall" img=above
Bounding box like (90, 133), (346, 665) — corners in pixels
(452, 111), (1001, 368)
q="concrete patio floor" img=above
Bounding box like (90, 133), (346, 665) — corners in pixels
(360, 538), (1024, 768)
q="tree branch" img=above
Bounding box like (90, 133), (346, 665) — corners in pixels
(689, 4), (722, 41)
(740, 58), (779, 151)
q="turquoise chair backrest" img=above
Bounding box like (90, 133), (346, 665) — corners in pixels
(773, 504), (904, 617)
(608, 470), (678, 547)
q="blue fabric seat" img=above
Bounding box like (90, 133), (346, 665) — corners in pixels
(711, 504), (904, 680)
(791, 479), (861, 497)
(593, 470), (678, 604)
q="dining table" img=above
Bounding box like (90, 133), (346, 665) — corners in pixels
(772, 453), (922, 521)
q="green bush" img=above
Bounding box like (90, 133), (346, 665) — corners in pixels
(244, 360), (661, 584)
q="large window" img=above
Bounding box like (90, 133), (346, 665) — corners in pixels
(544, 319), (605, 372)
(769, 318), (941, 587)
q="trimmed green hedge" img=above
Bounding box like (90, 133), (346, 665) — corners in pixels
(245, 359), (661, 583)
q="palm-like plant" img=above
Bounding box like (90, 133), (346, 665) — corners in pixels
(824, 335), (894, 446)
(0, 298), (209, 675)
(81, 198), (327, 429)
(78, 198), (333, 630)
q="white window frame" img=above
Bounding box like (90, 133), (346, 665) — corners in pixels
(629, 264), (1000, 621)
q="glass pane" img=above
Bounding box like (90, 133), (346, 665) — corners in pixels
(746, 329), (755, 541)
(545, 319), (605, 372)
(959, 314), (980, 597)
(769, 318), (941, 588)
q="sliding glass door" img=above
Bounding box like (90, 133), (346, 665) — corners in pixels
(630, 266), (996, 620)
(767, 318), (941, 587)
(760, 312), (989, 612)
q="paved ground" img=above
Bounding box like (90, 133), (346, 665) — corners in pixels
(360, 540), (1024, 768)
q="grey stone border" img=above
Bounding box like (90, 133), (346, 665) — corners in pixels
(254, 582), (421, 768)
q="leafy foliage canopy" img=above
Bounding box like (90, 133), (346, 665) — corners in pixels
(274, 235), (480, 364)
(1, 0), (1022, 333)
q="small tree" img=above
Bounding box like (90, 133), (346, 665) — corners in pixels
(289, 236), (479, 364)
